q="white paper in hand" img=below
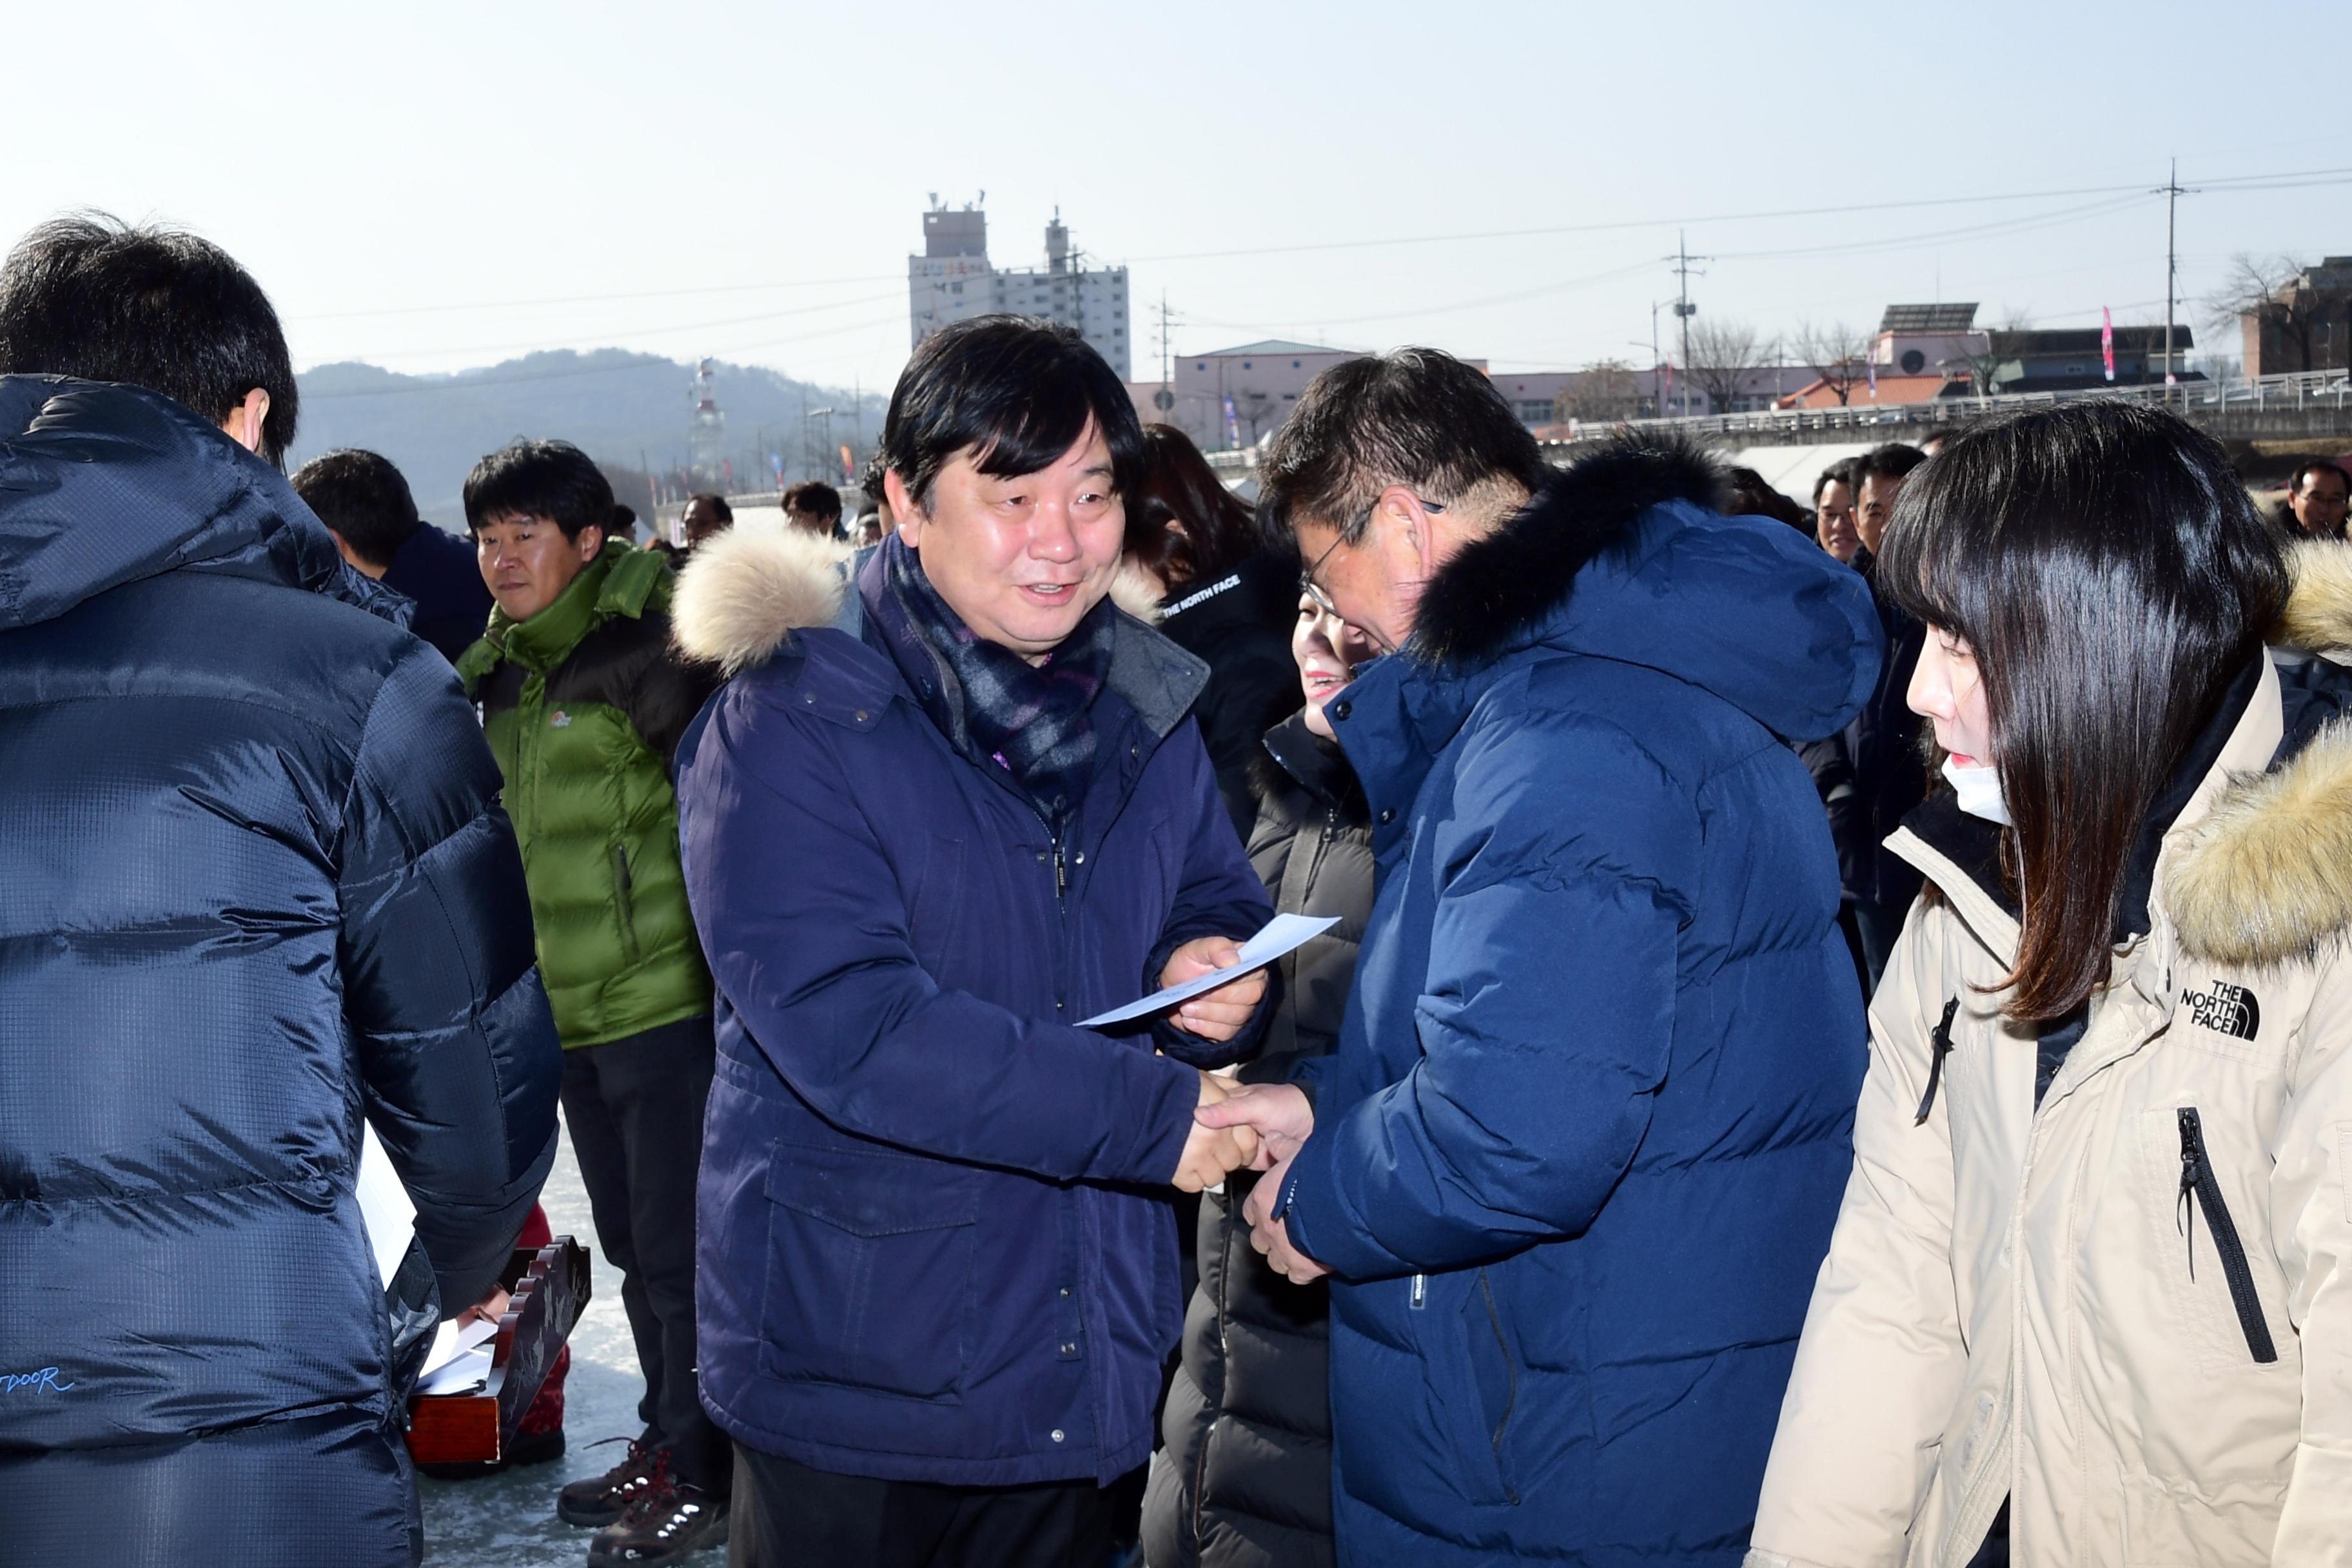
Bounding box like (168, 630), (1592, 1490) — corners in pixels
(355, 1119), (417, 1290)
(1078, 912), (1338, 1027)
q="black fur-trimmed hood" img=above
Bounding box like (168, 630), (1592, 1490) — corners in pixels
(1406, 433), (1879, 745)
(1411, 433), (1728, 666)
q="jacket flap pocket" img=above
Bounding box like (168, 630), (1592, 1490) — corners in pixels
(767, 1141), (980, 1237)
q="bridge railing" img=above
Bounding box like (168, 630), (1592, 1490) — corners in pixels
(1198, 368), (2351, 485)
(1540, 368), (2351, 446)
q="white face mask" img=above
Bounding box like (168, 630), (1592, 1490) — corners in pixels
(1941, 756), (2010, 826)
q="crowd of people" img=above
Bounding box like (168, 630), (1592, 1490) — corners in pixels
(6, 211), (2352, 1568)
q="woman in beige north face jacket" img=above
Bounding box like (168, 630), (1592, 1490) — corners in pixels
(1748, 403), (2352, 1568)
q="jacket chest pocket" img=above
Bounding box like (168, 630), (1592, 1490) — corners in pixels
(2129, 1102), (2283, 1375)
(1335, 1269), (1522, 1514)
(903, 834), (967, 957)
(759, 1142), (981, 1403)
(611, 843), (640, 965)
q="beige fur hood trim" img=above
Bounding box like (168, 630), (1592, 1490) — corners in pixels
(2166, 720), (2352, 967)
(671, 527), (853, 676)
(1108, 564), (1166, 625)
(2277, 538), (2352, 655)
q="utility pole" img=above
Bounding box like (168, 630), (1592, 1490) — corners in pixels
(1649, 302), (1662, 416)
(2155, 159), (2199, 398)
(1666, 231), (1709, 416)
(1159, 291), (1175, 390)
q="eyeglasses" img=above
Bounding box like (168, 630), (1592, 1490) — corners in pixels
(1300, 494), (1444, 615)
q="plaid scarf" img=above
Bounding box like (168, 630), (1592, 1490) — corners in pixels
(872, 533), (1115, 834)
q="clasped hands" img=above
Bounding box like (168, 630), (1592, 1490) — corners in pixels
(1178, 1079), (1327, 1284)
(1152, 938), (1327, 1280)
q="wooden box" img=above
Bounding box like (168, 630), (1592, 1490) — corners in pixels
(404, 1235), (591, 1466)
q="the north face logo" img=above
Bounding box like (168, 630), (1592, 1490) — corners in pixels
(2182, 980), (2260, 1041)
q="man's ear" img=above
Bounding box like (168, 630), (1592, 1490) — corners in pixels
(1377, 485), (1425, 554)
(576, 523), (607, 562)
(884, 468), (923, 545)
(220, 387), (270, 454)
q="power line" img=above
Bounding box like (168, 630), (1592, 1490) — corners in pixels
(282, 161), (2352, 327)
(1172, 195), (2147, 344)
(1115, 167), (2352, 268)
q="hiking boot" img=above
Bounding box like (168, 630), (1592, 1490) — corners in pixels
(558, 1437), (663, 1527)
(416, 1424), (567, 1482)
(587, 1463), (728, 1566)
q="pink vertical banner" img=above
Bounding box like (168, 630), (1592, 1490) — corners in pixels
(2102, 308), (2116, 382)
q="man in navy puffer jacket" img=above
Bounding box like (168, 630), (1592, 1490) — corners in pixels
(672, 317), (1276, 1567)
(0, 219), (562, 1568)
(1204, 349), (1881, 1566)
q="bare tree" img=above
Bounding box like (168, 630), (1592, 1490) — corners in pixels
(1941, 309), (2032, 402)
(1794, 320), (1871, 407)
(2207, 253), (2318, 374)
(1560, 358), (1642, 424)
(1681, 318), (1778, 416)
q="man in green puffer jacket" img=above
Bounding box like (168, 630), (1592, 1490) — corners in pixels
(456, 440), (729, 1567)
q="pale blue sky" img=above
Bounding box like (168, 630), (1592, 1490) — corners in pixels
(8, 0), (2345, 387)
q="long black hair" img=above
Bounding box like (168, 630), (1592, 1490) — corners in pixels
(1124, 423), (1263, 595)
(1878, 401), (2288, 1019)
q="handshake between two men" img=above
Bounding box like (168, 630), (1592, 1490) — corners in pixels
(1153, 935), (1328, 1285)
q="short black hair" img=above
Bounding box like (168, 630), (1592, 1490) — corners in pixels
(1854, 442), (1927, 485)
(1812, 458), (1856, 504)
(0, 213), (299, 464)
(685, 491), (732, 522)
(783, 481), (843, 522)
(1725, 467), (1812, 533)
(881, 316), (1145, 512)
(463, 440), (616, 541)
(1259, 348), (1550, 544)
(289, 449), (420, 569)
(2290, 458), (2350, 495)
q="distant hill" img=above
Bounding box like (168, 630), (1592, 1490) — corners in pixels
(290, 350), (889, 526)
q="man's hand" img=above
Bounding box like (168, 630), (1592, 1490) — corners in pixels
(1193, 1080), (1313, 1171)
(1159, 937), (1269, 1043)
(1241, 1148), (1330, 1283)
(462, 1286), (513, 1326)
(1171, 1071), (1259, 1193)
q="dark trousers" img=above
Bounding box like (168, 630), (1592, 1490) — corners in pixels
(560, 1015), (727, 1493)
(726, 1444), (1119, 1568)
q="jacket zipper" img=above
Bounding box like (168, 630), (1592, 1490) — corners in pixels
(1476, 1268), (1522, 1505)
(1913, 998), (1959, 1125)
(611, 843), (641, 966)
(1190, 1184), (1237, 1547)
(2175, 1106), (2278, 1364)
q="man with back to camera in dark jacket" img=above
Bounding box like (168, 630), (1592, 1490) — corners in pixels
(0, 216), (564, 1568)
(292, 447), (495, 664)
(1199, 349), (1881, 1567)
(666, 315), (1279, 1568)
